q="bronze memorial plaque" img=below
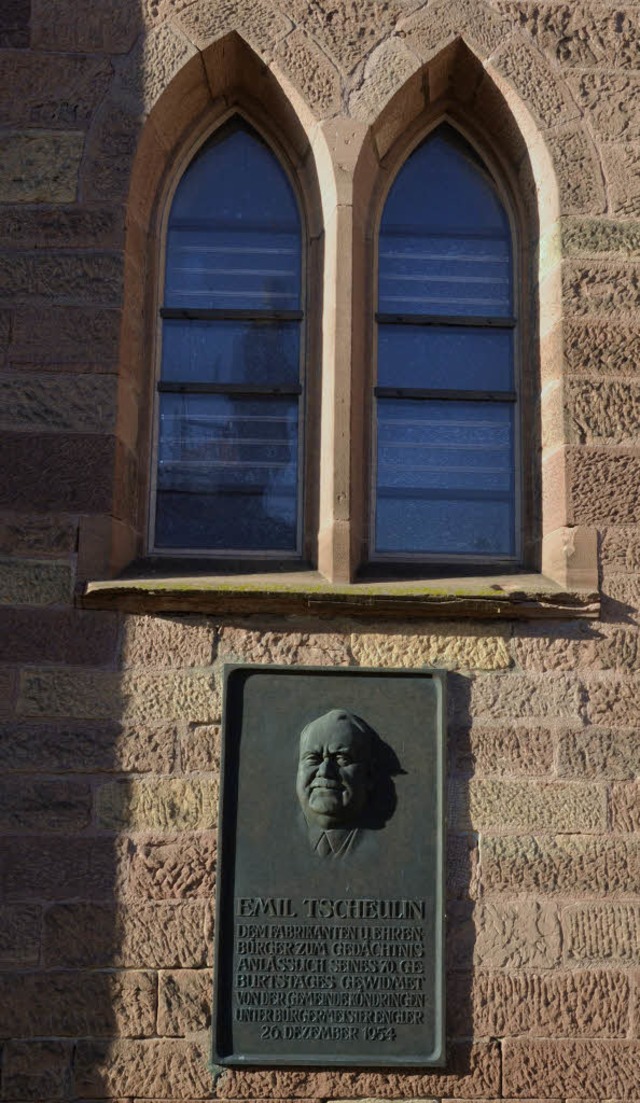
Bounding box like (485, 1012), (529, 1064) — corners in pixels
(213, 665), (445, 1067)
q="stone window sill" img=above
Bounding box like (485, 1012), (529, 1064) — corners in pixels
(81, 570), (599, 620)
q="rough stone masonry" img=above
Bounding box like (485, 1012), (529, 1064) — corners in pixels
(0, 0), (639, 1101)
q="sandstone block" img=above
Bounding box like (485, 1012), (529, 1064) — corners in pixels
(80, 101), (145, 205)
(587, 679), (640, 727)
(349, 37), (421, 122)
(481, 835), (639, 896)
(111, 22), (197, 115)
(0, 0), (29, 47)
(291, 0), (401, 73)
(176, 0), (290, 55)
(0, 305), (9, 363)
(610, 781), (640, 833)
(565, 321), (640, 376)
(275, 28), (342, 118)
(75, 1037), (215, 1099)
(2, 836), (118, 901)
(563, 261), (640, 317)
(573, 73), (640, 143)
(218, 1041), (500, 1099)
(31, 0), (142, 52)
(498, 3), (640, 70)
(0, 969), (156, 1038)
(11, 304), (122, 366)
(180, 723), (221, 772)
(121, 614), (215, 669)
(97, 779), (216, 832)
(350, 624), (510, 672)
(567, 447), (640, 525)
(0, 131), (84, 204)
(0, 53), (111, 129)
(602, 140), (640, 220)
(563, 903), (640, 966)
(1, 435), (125, 514)
(0, 206), (124, 253)
(600, 528), (640, 573)
(0, 512), (76, 556)
(158, 970), (212, 1035)
(0, 607), (119, 666)
(218, 626), (350, 667)
(401, 0), (507, 61)
(563, 217), (640, 259)
(449, 779), (605, 833)
(548, 126), (606, 215)
(0, 904), (41, 965)
(448, 726), (554, 777)
(0, 779), (91, 833)
(469, 673), (584, 723)
(492, 35), (578, 130)
(569, 380), (640, 444)
(597, 627), (640, 671)
(44, 901), (211, 969)
(558, 728), (640, 780)
(0, 719), (176, 774)
(511, 625), (597, 672)
(127, 833), (217, 899)
(503, 1039), (640, 1099)
(447, 899), (561, 970)
(601, 575), (640, 618)
(1, 1039), (73, 1101)
(0, 557), (72, 606)
(0, 667), (16, 715)
(448, 969), (630, 1039)
(0, 371), (117, 434)
(0, 249), (123, 304)
(18, 669), (219, 724)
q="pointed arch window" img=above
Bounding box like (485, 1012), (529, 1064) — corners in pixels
(151, 118), (304, 556)
(373, 125), (518, 563)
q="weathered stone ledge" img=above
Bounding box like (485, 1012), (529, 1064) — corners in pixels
(81, 572), (600, 620)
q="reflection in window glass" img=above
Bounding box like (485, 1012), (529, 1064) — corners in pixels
(375, 126), (517, 560)
(165, 125), (301, 312)
(376, 400), (515, 555)
(156, 395), (298, 551)
(161, 320), (300, 386)
(154, 119), (303, 554)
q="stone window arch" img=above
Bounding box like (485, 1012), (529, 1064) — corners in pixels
(83, 32), (597, 615)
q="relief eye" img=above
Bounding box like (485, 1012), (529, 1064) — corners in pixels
(336, 755), (352, 766)
(305, 753), (322, 764)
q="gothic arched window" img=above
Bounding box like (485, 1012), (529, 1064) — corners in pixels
(151, 118), (304, 556)
(373, 125), (517, 564)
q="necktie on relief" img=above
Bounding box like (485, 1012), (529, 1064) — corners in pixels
(315, 832), (333, 858)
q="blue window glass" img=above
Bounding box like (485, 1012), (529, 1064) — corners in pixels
(375, 126), (517, 560)
(154, 119), (303, 554)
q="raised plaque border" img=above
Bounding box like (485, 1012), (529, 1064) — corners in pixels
(212, 664), (446, 1068)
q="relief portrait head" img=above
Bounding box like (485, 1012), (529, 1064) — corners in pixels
(296, 709), (403, 856)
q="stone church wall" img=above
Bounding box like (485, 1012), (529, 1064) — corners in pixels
(0, 1), (639, 1100)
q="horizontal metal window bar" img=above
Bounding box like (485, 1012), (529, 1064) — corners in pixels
(158, 382), (302, 396)
(375, 387), (516, 402)
(377, 486), (513, 502)
(158, 485), (297, 497)
(161, 308), (303, 322)
(376, 313), (516, 328)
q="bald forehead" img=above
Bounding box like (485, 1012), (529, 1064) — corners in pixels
(299, 711), (370, 755)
